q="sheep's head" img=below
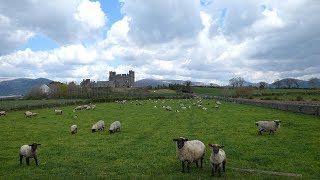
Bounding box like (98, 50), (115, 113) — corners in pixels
(274, 120), (281, 125)
(173, 137), (188, 149)
(29, 143), (41, 151)
(209, 144), (224, 154)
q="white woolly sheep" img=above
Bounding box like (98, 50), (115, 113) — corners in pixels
(165, 106), (172, 111)
(74, 106), (83, 111)
(19, 143), (41, 165)
(216, 101), (222, 105)
(173, 137), (205, 173)
(54, 109), (63, 115)
(0, 111), (6, 116)
(24, 111), (33, 118)
(70, 124), (77, 135)
(109, 121), (121, 134)
(256, 120), (281, 135)
(92, 120), (105, 132)
(209, 144), (226, 177)
(32, 113), (38, 117)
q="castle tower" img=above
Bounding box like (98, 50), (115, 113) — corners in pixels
(129, 70), (135, 87)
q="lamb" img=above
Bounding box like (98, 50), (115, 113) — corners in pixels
(0, 111), (6, 116)
(173, 137), (205, 173)
(19, 143), (41, 165)
(70, 124), (77, 135)
(209, 144), (226, 177)
(109, 121), (121, 134)
(255, 120), (281, 135)
(92, 120), (105, 132)
(54, 109), (63, 115)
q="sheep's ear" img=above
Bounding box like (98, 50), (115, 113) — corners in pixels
(37, 144), (41, 146)
(208, 144), (213, 147)
(173, 139), (178, 141)
(185, 139), (188, 141)
(219, 145), (224, 148)
(28, 144), (32, 146)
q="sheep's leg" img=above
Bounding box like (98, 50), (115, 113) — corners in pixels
(211, 164), (214, 176)
(269, 130), (273, 135)
(19, 155), (23, 164)
(195, 160), (199, 168)
(26, 158), (30, 165)
(222, 160), (226, 172)
(34, 156), (38, 165)
(181, 161), (185, 173)
(200, 157), (203, 168)
(187, 161), (191, 173)
(218, 167), (221, 177)
(259, 130), (263, 135)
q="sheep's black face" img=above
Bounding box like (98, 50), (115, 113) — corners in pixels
(92, 129), (97, 132)
(173, 138), (187, 149)
(274, 120), (281, 126)
(29, 143), (41, 151)
(212, 146), (220, 154)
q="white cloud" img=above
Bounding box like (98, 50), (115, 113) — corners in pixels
(0, 0), (106, 55)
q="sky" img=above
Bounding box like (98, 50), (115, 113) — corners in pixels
(0, 0), (319, 85)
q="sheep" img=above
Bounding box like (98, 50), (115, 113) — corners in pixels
(0, 111), (6, 116)
(74, 106), (83, 111)
(70, 124), (78, 135)
(109, 121), (121, 134)
(165, 106), (172, 111)
(24, 111), (33, 118)
(92, 120), (105, 132)
(19, 143), (41, 165)
(173, 137), (205, 173)
(208, 144), (226, 177)
(54, 109), (63, 115)
(32, 113), (38, 117)
(256, 120), (281, 135)
(216, 101), (222, 105)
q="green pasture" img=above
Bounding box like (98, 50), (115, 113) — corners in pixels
(0, 99), (319, 179)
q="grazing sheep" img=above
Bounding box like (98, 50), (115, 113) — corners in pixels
(32, 113), (38, 117)
(181, 106), (187, 110)
(74, 106), (83, 111)
(19, 143), (41, 165)
(92, 120), (105, 132)
(216, 101), (222, 105)
(165, 106), (172, 111)
(209, 144), (226, 177)
(109, 121), (121, 134)
(0, 111), (6, 116)
(173, 137), (205, 173)
(54, 109), (63, 115)
(24, 111), (33, 118)
(70, 125), (78, 135)
(256, 120), (281, 135)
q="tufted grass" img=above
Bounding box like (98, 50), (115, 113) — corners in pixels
(0, 99), (319, 179)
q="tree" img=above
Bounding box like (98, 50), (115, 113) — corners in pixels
(229, 77), (245, 88)
(259, 82), (268, 89)
(182, 80), (192, 93)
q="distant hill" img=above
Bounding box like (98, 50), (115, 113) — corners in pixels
(243, 78), (320, 88)
(0, 78), (52, 96)
(135, 78), (217, 87)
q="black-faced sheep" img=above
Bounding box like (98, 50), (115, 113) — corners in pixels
(92, 120), (105, 132)
(54, 109), (63, 115)
(109, 121), (121, 134)
(173, 137), (205, 173)
(71, 124), (77, 134)
(0, 111), (6, 116)
(256, 120), (281, 135)
(19, 143), (41, 165)
(209, 144), (226, 177)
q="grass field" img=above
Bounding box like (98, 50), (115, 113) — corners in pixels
(0, 99), (319, 179)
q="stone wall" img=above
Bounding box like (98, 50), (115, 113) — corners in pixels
(207, 96), (320, 116)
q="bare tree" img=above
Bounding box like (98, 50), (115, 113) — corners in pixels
(229, 77), (245, 88)
(259, 82), (268, 89)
